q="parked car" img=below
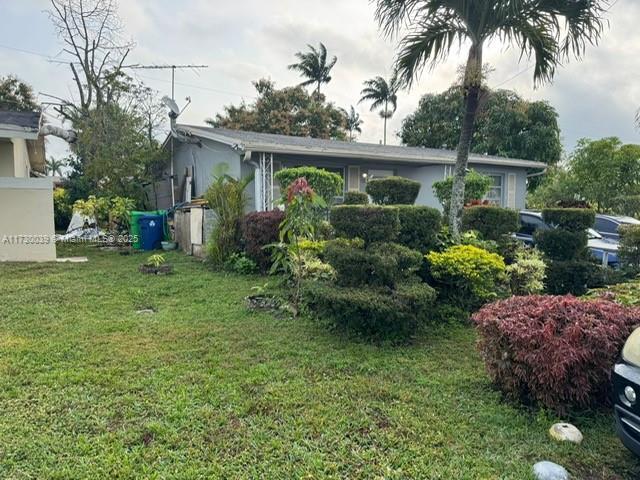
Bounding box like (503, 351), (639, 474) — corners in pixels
(613, 328), (640, 457)
(595, 214), (640, 241)
(515, 211), (619, 267)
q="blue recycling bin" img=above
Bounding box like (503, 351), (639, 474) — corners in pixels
(138, 215), (164, 251)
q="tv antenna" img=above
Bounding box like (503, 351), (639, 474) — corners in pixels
(124, 63), (209, 100)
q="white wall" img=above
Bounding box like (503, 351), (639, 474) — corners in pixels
(11, 138), (31, 178)
(0, 177), (56, 262)
(0, 139), (14, 176)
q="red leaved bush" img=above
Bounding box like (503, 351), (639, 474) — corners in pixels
(472, 295), (640, 412)
(241, 210), (285, 272)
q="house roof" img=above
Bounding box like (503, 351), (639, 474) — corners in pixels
(0, 110), (42, 140)
(175, 125), (547, 169)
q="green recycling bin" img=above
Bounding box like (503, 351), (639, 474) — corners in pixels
(130, 210), (168, 249)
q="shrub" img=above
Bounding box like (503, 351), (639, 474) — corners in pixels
(619, 224), (640, 271)
(53, 188), (73, 231)
(534, 229), (588, 261)
(544, 260), (597, 296)
(302, 281), (436, 341)
(205, 167), (253, 266)
(241, 210), (285, 272)
(461, 206), (519, 241)
(343, 191), (369, 205)
(541, 208), (595, 231)
(505, 248), (546, 295)
(330, 205), (399, 244)
(472, 295), (640, 411)
(295, 239), (327, 257)
(433, 170), (493, 215)
(396, 205), (441, 252)
(324, 241), (422, 288)
(365, 176), (421, 205)
(426, 245), (507, 309)
(274, 167), (343, 204)
(224, 252), (258, 274)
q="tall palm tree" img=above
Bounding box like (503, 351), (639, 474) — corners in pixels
(288, 43), (337, 96)
(45, 157), (66, 176)
(375, 0), (608, 238)
(359, 75), (399, 145)
(342, 106), (363, 141)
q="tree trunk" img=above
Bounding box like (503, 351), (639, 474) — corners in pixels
(40, 124), (78, 144)
(383, 100), (388, 145)
(448, 44), (483, 240)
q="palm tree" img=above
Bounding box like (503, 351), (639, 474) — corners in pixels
(375, 0), (608, 238)
(288, 43), (337, 96)
(45, 157), (66, 176)
(342, 106), (363, 141)
(359, 75), (399, 145)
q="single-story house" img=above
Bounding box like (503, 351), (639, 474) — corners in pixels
(0, 110), (55, 262)
(156, 126), (545, 214)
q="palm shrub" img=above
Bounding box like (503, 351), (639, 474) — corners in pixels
(204, 166), (253, 266)
(365, 176), (421, 205)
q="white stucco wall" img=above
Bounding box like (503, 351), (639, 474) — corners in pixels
(0, 139), (15, 176)
(11, 138), (30, 178)
(0, 177), (56, 262)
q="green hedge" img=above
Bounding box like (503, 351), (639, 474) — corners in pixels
(396, 205), (441, 252)
(330, 205), (399, 244)
(302, 281), (436, 341)
(343, 191), (369, 205)
(534, 229), (588, 261)
(541, 208), (595, 231)
(461, 206), (519, 241)
(274, 167), (343, 203)
(365, 176), (421, 205)
(324, 241), (422, 288)
(545, 260), (597, 296)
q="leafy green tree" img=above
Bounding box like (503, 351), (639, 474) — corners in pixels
(401, 86), (561, 170)
(526, 166), (580, 209)
(342, 106), (363, 141)
(288, 43), (337, 96)
(0, 75), (39, 111)
(208, 79), (347, 140)
(359, 76), (399, 145)
(375, 0), (608, 238)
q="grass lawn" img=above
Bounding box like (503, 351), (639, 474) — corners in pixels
(0, 245), (638, 479)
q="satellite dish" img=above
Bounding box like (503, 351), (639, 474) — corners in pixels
(161, 96), (180, 117)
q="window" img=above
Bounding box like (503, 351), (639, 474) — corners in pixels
(594, 217), (618, 234)
(484, 175), (504, 206)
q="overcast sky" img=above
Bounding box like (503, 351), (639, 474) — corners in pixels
(2, 0), (639, 160)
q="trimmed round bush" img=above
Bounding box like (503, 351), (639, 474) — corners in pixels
(324, 240), (422, 288)
(426, 245), (507, 310)
(544, 260), (596, 296)
(365, 176), (421, 205)
(343, 191), (369, 205)
(274, 167), (343, 203)
(542, 208), (595, 231)
(461, 206), (519, 241)
(472, 295), (640, 411)
(534, 229), (588, 260)
(241, 210), (285, 272)
(330, 205), (399, 244)
(397, 205), (441, 252)
(303, 281), (436, 341)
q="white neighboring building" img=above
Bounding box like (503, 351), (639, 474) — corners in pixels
(0, 111), (56, 262)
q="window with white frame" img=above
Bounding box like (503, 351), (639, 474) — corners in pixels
(484, 174), (504, 206)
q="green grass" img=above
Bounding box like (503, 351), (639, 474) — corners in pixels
(0, 245), (638, 479)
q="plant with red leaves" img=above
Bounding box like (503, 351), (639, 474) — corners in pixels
(286, 177), (315, 204)
(472, 295), (640, 412)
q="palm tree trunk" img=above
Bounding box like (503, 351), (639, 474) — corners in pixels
(383, 100), (388, 145)
(449, 44), (483, 240)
